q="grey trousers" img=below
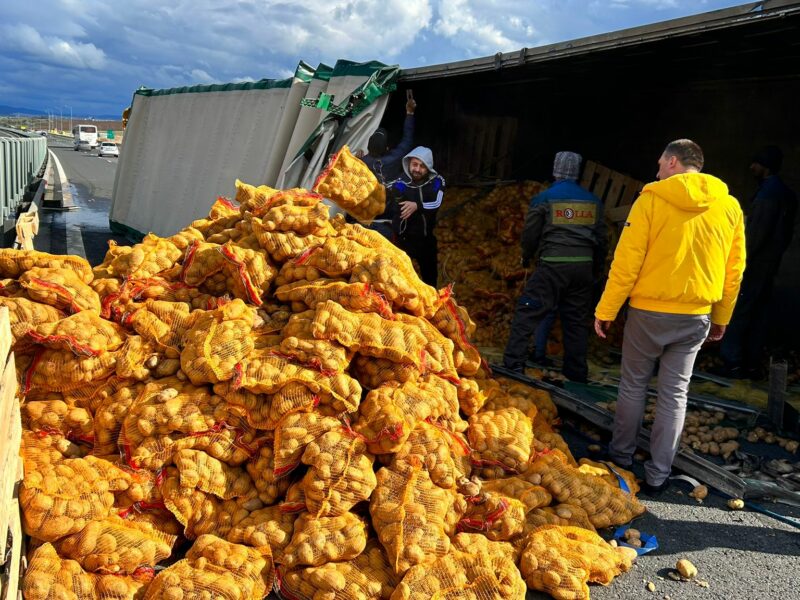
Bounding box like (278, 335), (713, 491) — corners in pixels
(609, 307), (710, 485)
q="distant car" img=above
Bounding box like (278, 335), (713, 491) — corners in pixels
(37, 130), (47, 136)
(74, 139), (91, 151)
(98, 142), (119, 157)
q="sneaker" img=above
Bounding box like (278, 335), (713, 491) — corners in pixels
(640, 479), (671, 496)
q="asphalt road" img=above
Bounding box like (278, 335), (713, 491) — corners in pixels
(37, 136), (127, 265)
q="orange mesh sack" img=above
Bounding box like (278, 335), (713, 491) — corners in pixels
(280, 310), (352, 375)
(533, 431), (578, 467)
(0, 248), (92, 282)
(429, 295), (482, 376)
(174, 449), (255, 500)
(235, 178), (279, 213)
(0, 296), (63, 343)
(179, 240), (226, 286)
(480, 477), (553, 513)
(286, 236), (377, 280)
(226, 504), (297, 561)
(168, 226), (205, 251)
(455, 377), (488, 416)
(349, 255), (440, 318)
(527, 450), (646, 529)
(253, 218), (331, 263)
(313, 145), (386, 223)
(213, 381), (273, 429)
(19, 267), (101, 314)
(92, 382), (145, 456)
(249, 187), (323, 218)
(456, 492), (527, 542)
(577, 458), (640, 494)
(350, 354), (419, 390)
(391, 311), (458, 379)
(391, 533), (526, 600)
(481, 385), (539, 423)
(53, 515), (173, 575)
(272, 411), (342, 477)
(22, 542), (151, 600)
(390, 420), (471, 489)
(300, 427), (378, 517)
(20, 347), (118, 394)
(520, 525), (634, 600)
(218, 241), (276, 305)
(257, 196), (330, 235)
(20, 459), (117, 541)
(180, 299), (256, 385)
(22, 399), (93, 443)
(129, 299), (199, 358)
(144, 534), (274, 600)
(524, 504), (597, 534)
(370, 463), (455, 576)
(237, 348), (362, 411)
(281, 511), (368, 568)
(275, 279), (395, 318)
(267, 382), (343, 427)
(26, 310), (127, 356)
(107, 234), (182, 279)
(245, 443), (292, 505)
(278, 539), (398, 600)
(355, 376), (461, 455)
(498, 379), (558, 424)
(468, 408), (533, 477)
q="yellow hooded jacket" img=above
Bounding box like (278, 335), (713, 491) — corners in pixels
(595, 173), (745, 325)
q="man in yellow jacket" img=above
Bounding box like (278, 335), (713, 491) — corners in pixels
(595, 139), (745, 494)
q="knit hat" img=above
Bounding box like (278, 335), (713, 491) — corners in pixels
(367, 128), (389, 157)
(553, 151), (582, 180)
(752, 145), (783, 173)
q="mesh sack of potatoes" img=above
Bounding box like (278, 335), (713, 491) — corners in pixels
(279, 310), (353, 374)
(235, 178), (279, 213)
(533, 431), (578, 467)
(179, 240), (226, 286)
(391, 311), (458, 379)
(226, 504), (297, 560)
(480, 385), (539, 423)
(286, 237), (378, 282)
(207, 195), (241, 220)
(350, 354), (420, 390)
(22, 542), (151, 600)
(498, 379), (559, 424)
(389, 420), (471, 489)
(180, 299), (256, 385)
(26, 310), (127, 356)
(92, 382), (145, 455)
(19, 347), (118, 394)
(468, 408), (533, 477)
(168, 226), (205, 251)
(300, 427), (378, 517)
(20, 428), (83, 472)
(520, 525), (634, 600)
(273, 260), (322, 287)
(524, 503), (597, 534)
(349, 255), (440, 318)
(236, 348), (362, 411)
(256, 195), (330, 235)
(213, 381), (275, 430)
(272, 411), (342, 476)
(253, 218), (331, 263)
(114, 336), (165, 381)
(106, 234), (182, 279)
(275, 278), (395, 318)
(455, 377), (488, 416)
(61, 374), (135, 412)
(0, 296), (63, 342)
(355, 377), (461, 455)
(480, 477), (553, 513)
(22, 398), (94, 442)
(19, 267), (101, 314)
(128, 300), (199, 358)
(370, 462), (455, 576)
(143, 534), (274, 600)
(527, 450), (646, 529)
(0, 248), (93, 282)
(53, 514), (173, 575)
(281, 481), (308, 514)
(267, 382), (343, 428)
(20, 462), (117, 541)
(249, 187), (323, 219)
(245, 442), (292, 505)
(450, 531), (519, 563)
(218, 241), (276, 305)
(391, 533), (527, 600)
(160, 467), (261, 539)
(428, 295), (482, 377)
(313, 145), (386, 224)
(577, 458), (640, 495)
(281, 511), (368, 568)
(278, 539), (397, 600)
(114, 466), (165, 512)
(174, 449), (256, 500)
(457, 492), (528, 542)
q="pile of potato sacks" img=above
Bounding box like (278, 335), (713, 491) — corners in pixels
(3, 173), (646, 600)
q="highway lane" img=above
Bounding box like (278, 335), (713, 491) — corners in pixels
(37, 136), (127, 265)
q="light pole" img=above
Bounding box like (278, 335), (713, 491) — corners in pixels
(66, 105), (72, 133)
(59, 107), (63, 133)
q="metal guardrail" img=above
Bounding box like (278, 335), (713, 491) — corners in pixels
(0, 128), (48, 226)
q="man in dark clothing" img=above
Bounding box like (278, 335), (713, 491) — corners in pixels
(360, 97), (416, 239)
(390, 146), (444, 287)
(503, 151), (607, 382)
(717, 146), (797, 379)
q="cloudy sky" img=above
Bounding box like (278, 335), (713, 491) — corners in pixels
(1, 0), (745, 117)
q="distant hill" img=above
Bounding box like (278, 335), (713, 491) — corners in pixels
(0, 104), (120, 120)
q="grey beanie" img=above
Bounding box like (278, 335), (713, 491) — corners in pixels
(553, 151), (582, 181)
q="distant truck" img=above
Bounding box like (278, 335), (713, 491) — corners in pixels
(72, 124), (98, 150)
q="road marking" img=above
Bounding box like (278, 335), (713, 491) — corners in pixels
(48, 149), (87, 259)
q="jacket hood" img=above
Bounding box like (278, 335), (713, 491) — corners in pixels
(402, 146), (438, 180)
(643, 173), (730, 212)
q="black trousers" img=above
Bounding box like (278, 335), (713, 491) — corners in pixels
(398, 235), (438, 288)
(503, 261), (593, 382)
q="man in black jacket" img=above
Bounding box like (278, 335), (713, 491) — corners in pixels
(717, 146), (797, 378)
(390, 146), (444, 287)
